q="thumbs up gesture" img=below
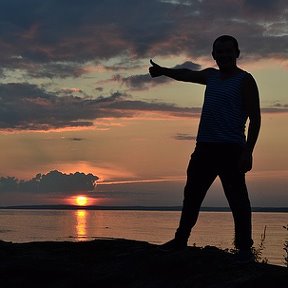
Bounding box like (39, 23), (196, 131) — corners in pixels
(149, 59), (163, 78)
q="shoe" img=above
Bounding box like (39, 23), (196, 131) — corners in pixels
(159, 238), (188, 252)
(235, 249), (255, 264)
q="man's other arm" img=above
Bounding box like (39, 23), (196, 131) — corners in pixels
(240, 74), (261, 172)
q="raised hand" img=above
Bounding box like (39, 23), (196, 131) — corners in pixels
(149, 59), (163, 78)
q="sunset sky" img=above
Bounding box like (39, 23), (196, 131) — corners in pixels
(0, 0), (287, 207)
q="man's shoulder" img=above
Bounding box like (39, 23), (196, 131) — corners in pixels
(240, 70), (259, 98)
(240, 70), (257, 86)
(238, 68), (254, 79)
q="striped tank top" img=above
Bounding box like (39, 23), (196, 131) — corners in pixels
(196, 69), (248, 145)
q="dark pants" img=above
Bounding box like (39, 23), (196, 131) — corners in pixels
(175, 143), (253, 250)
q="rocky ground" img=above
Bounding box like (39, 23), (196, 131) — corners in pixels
(0, 238), (287, 288)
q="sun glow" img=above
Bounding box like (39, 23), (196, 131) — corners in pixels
(75, 195), (88, 206)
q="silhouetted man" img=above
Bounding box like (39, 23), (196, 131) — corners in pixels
(149, 35), (261, 262)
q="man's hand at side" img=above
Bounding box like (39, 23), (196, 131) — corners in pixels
(238, 148), (253, 173)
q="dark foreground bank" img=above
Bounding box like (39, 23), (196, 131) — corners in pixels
(0, 239), (287, 288)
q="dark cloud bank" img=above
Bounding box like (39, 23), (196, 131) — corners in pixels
(0, 170), (98, 194)
(0, 0), (287, 76)
(0, 83), (200, 131)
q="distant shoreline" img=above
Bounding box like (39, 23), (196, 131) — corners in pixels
(0, 205), (287, 213)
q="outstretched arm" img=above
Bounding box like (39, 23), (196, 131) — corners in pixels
(239, 74), (261, 173)
(149, 59), (210, 85)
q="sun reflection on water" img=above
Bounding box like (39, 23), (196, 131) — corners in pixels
(75, 210), (87, 240)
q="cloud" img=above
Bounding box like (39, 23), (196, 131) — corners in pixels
(0, 0), (287, 79)
(261, 107), (288, 113)
(173, 133), (197, 141)
(0, 82), (200, 131)
(0, 83), (94, 130)
(243, 0), (284, 12)
(272, 102), (288, 108)
(26, 62), (89, 79)
(68, 138), (85, 142)
(0, 170), (99, 194)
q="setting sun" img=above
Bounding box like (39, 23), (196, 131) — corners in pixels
(75, 195), (88, 206)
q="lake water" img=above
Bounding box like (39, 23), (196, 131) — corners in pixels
(0, 209), (287, 266)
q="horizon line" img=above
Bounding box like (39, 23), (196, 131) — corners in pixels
(0, 204), (287, 213)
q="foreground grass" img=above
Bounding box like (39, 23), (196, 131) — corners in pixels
(0, 238), (287, 288)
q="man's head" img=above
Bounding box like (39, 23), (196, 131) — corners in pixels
(212, 35), (240, 72)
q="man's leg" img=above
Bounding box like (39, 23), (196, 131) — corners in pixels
(174, 145), (217, 245)
(220, 169), (253, 250)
